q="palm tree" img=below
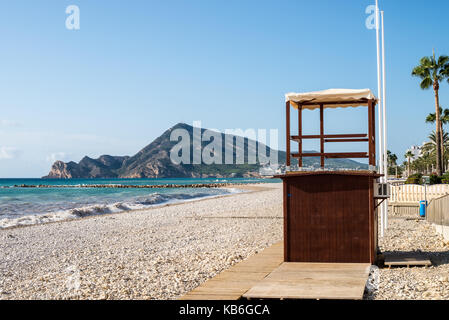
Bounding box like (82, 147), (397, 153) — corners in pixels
(422, 130), (449, 171)
(387, 150), (398, 176)
(426, 107), (449, 164)
(402, 161), (408, 177)
(387, 150), (398, 166)
(426, 107), (449, 126)
(410, 150), (436, 175)
(412, 51), (449, 176)
(404, 151), (414, 176)
(422, 130), (449, 153)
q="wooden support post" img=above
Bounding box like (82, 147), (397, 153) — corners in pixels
(369, 176), (374, 263)
(368, 99), (377, 260)
(320, 104), (324, 168)
(286, 101), (291, 168)
(298, 105), (302, 168)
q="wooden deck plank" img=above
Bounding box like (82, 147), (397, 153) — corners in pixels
(211, 272), (268, 281)
(243, 283), (364, 300)
(265, 272), (368, 281)
(179, 241), (284, 300)
(226, 265), (282, 272)
(181, 294), (242, 300)
(384, 253), (432, 268)
(242, 262), (370, 300)
(191, 280), (262, 289)
(273, 262), (371, 271)
(180, 242), (371, 301)
(188, 288), (249, 294)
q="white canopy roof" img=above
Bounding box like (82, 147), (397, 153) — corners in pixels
(285, 89), (377, 110)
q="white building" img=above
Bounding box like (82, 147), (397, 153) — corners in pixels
(259, 164), (282, 176)
(406, 144), (426, 161)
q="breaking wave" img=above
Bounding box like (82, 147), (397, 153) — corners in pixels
(0, 188), (241, 229)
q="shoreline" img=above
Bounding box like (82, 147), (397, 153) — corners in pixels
(0, 183), (278, 231)
(7, 182), (272, 189)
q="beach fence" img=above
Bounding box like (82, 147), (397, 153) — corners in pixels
(389, 184), (449, 215)
(427, 194), (449, 241)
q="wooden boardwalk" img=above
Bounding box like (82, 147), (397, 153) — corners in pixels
(180, 242), (284, 300)
(180, 241), (371, 300)
(243, 262), (370, 300)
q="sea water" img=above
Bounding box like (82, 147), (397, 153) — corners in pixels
(0, 178), (275, 229)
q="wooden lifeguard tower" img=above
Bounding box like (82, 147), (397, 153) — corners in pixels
(182, 89), (384, 301)
(279, 89), (383, 264)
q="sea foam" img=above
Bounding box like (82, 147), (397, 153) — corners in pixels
(0, 189), (241, 229)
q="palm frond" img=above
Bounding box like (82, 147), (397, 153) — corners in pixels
(426, 113), (436, 123)
(420, 77), (433, 89)
(424, 107), (449, 125)
(438, 55), (449, 66)
(420, 56), (433, 67)
(442, 108), (449, 124)
(412, 65), (430, 78)
(442, 64), (449, 82)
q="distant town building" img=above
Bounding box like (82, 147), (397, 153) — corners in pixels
(406, 144), (426, 161)
(259, 164), (282, 176)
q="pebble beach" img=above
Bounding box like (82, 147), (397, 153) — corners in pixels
(373, 212), (449, 300)
(2, 182), (449, 300)
(0, 183), (283, 300)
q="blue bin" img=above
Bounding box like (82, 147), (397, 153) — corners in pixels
(419, 200), (427, 217)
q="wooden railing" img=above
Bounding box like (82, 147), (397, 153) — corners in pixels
(390, 184), (449, 203)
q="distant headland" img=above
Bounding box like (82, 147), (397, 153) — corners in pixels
(43, 123), (367, 179)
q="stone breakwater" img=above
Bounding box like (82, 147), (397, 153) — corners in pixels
(10, 183), (263, 189)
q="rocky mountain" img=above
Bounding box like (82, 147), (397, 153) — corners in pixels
(45, 155), (129, 178)
(44, 123), (367, 179)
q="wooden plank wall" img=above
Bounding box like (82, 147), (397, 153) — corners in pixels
(284, 175), (373, 263)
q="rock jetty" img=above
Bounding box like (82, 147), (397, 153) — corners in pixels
(13, 182), (261, 189)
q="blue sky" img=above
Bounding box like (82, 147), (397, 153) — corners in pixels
(1, 0), (449, 177)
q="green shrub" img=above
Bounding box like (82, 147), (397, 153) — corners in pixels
(429, 174), (442, 185)
(405, 173), (423, 185)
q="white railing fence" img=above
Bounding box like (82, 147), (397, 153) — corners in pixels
(390, 184), (449, 203)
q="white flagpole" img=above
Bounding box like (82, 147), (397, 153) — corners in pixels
(376, 0), (384, 237)
(381, 10), (388, 230)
